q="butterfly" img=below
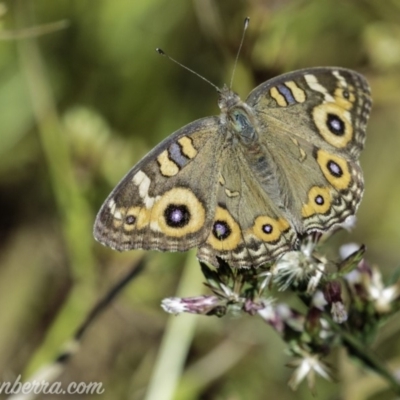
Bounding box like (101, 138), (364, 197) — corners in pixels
(93, 66), (371, 268)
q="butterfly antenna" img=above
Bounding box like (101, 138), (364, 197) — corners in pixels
(230, 16), (250, 89)
(156, 48), (220, 92)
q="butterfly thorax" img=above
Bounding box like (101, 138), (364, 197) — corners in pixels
(218, 85), (259, 145)
(217, 85), (284, 206)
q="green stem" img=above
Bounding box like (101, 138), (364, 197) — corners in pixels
(15, 0), (95, 284)
(326, 316), (400, 395)
(14, 0), (96, 374)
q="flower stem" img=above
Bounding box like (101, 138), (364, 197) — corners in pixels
(326, 316), (400, 394)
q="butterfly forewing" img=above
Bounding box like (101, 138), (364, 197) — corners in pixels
(247, 67), (371, 159)
(94, 117), (224, 253)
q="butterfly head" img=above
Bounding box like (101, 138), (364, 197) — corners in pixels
(217, 84), (242, 113)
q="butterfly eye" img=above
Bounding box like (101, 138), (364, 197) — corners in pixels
(218, 94), (227, 110)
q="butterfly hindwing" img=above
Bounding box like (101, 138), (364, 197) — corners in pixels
(198, 144), (297, 268)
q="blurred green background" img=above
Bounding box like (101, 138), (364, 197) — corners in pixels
(1, 0), (400, 399)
